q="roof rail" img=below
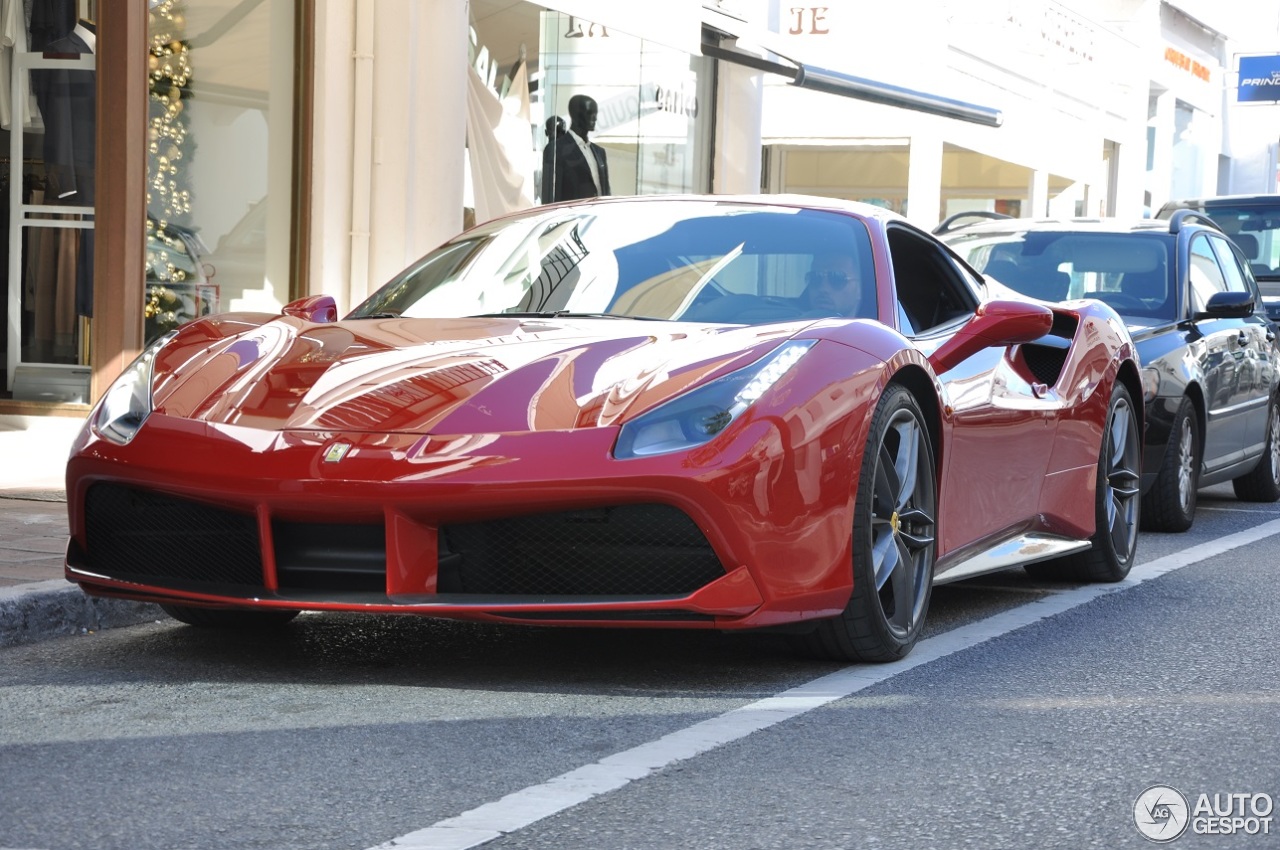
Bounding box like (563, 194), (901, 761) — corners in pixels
(1168, 208), (1221, 234)
(931, 210), (1012, 235)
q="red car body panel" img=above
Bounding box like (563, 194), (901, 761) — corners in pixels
(65, 197), (1140, 633)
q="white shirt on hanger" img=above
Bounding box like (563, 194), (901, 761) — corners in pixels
(0, 0), (44, 131)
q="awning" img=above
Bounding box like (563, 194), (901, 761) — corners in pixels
(700, 6), (1003, 128)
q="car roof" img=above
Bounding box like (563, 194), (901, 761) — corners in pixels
(519, 192), (916, 229)
(939, 217), (1173, 238)
(937, 212), (1232, 241)
(1158, 194), (1280, 213)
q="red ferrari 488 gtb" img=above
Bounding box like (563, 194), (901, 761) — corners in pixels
(66, 196), (1142, 662)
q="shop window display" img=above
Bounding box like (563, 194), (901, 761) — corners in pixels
(142, 0), (292, 343)
(466, 5), (711, 226)
(2, 0), (96, 401)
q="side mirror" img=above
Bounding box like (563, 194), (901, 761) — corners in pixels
(282, 295), (338, 323)
(928, 299), (1053, 374)
(1193, 290), (1254, 321)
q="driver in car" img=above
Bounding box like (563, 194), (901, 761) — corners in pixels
(803, 253), (864, 317)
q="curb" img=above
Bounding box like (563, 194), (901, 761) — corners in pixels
(0, 580), (164, 649)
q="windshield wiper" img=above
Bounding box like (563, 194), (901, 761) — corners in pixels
(353, 311), (401, 319)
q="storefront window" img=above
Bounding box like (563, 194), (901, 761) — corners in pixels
(465, 4), (711, 227)
(144, 0), (293, 343)
(2, 0), (97, 402)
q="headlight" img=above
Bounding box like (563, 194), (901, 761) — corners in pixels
(614, 340), (816, 459)
(90, 331), (178, 445)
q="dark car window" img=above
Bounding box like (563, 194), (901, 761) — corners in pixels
(947, 229), (1175, 320)
(1188, 234), (1231, 313)
(350, 202), (878, 326)
(1161, 200), (1280, 290)
(1208, 234), (1255, 298)
(886, 224), (978, 335)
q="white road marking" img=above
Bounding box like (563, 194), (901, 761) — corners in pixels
(368, 518), (1280, 850)
(1196, 505), (1277, 514)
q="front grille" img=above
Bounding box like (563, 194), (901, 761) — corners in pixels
(84, 484), (263, 587)
(439, 504), (724, 596)
(82, 489), (725, 601)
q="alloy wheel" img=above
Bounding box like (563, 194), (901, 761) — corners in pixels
(869, 408), (936, 637)
(1103, 395), (1142, 559)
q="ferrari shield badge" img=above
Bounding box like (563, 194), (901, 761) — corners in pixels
(323, 442), (352, 463)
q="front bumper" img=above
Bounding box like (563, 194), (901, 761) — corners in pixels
(66, 413), (859, 629)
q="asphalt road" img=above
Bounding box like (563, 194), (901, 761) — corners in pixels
(1, 483), (1277, 850)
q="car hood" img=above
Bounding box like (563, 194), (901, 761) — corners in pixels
(152, 314), (805, 433)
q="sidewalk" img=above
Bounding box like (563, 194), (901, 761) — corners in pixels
(0, 414), (161, 648)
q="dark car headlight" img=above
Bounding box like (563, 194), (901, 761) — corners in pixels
(615, 340), (816, 459)
(90, 331), (178, 445)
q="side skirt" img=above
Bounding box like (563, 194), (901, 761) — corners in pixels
(933, 534), (1092, 586)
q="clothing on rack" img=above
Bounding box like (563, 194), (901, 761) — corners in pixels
(0, 0), (45, 131)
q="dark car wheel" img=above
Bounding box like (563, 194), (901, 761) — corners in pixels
(161, 604), (300, 629)
(796, 385), (937, 663)
(1232, 401), (1280, 502)
(1141, 397), (1200, 532)
(1028, 383), (1140, 582)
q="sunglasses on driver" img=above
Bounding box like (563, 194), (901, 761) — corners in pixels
(805, 270), (857, 289)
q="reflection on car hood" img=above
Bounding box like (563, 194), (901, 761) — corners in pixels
(152, 315), (803, 433)
(1122, 316), (1167, 333)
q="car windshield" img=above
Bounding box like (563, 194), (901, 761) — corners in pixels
(1192, 203), (1280, 294)
(348, 200), (877, 325)
(948, 230), (1175, 320)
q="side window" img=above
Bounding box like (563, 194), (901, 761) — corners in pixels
(1188, 234), (1228, 314)
(1208, 235), (1254, 297)
(887, 225), (978, 335)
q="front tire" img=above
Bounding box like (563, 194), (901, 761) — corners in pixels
(796, 385), (937, 663)
(161, 604), (300, 629)
(1232, 401), (1280, 502)
(1141, 396), (1199, 532)
(1028, 383), (1140, 582)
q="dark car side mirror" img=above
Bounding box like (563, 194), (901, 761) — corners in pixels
(1193, 290), (1255, 321)
(282, 295), (338, 323)
(928, 300), (1054, 374)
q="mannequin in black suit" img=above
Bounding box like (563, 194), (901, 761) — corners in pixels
(541, 95), (610, 204)
(538, 116), (565, 203)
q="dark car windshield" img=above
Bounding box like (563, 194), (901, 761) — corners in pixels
(348, 201), (877, 325)
(947, 229), (1175, 320)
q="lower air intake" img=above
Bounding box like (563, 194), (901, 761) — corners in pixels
(439, 504), (724, 596)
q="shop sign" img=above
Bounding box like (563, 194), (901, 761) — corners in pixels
(1164, 46), (1211, 83)
(1238, 54), (1280, 103)
(785, 7), (831, 35)
(538, 1), (700, 54)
